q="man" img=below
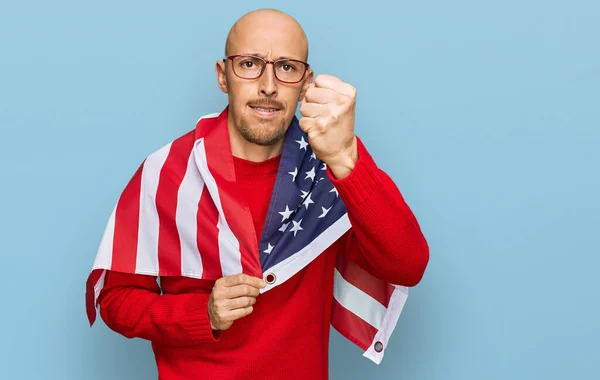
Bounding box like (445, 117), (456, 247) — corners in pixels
(88, 8), (429, 380)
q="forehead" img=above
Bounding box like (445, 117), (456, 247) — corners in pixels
(229, 24), (307, 61)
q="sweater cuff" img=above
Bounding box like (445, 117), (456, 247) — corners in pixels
(180, 293), (222, 343)
(327, 137), (381, 205)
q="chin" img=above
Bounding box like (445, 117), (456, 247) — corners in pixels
(247, 128), (285, 146)
(239, 121), (286, 146)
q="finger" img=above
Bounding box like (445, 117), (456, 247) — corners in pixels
(223, 273), (266, 288)
(227, 296), (256, 310)
(300, 82), (316, 103)
(304, 87), (338, 104)
(314, 75), (355, 98)
(298, 117), (316, 134)
(315, 74), (343, 85)
(226, 284), (261, 298)
(224, 306), (254, 321)
(299, 102), (328, 118)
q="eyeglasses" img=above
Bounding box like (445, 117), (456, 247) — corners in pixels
(223, 55), (310, 84)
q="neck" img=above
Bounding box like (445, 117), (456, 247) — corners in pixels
(227, 116), (284, 162)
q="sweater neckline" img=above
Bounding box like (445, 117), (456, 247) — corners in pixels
(233, 154), (281, 176)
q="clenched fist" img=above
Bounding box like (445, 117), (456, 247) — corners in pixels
(299, 74), (359, 179)
(208, 273), (266, 331)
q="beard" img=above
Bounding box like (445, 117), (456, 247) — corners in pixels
(238, 114), (288, 146)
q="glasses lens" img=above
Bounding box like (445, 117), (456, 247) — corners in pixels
(232, 56), (264, 79)
(275, 60), (305, 83)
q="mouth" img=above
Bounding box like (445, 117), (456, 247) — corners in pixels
(249, 105), (282, 117)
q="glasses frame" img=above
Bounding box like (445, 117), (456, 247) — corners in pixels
(223, 54), (310, 84)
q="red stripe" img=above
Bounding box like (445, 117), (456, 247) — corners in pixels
(197, 186), (223, 279)
(331, 298), (378, 351)
(111, 163), (143, 273)
(85, 269), (104, 325)
(336, 254), (395, 307)
(156, 132), (195, 276)
(201, 110), (261, 276)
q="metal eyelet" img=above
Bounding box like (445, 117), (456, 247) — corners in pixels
(265, 273), (276, 284)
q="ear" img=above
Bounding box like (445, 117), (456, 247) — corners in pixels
(216, 60), (228, 94)
(298, 69), (314, 101)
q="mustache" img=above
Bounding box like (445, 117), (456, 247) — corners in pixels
(248, 99), (285, 110)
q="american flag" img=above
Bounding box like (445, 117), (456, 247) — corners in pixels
(86, 107), (409, 364)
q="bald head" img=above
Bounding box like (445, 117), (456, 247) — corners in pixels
(225, 9), (309, 61)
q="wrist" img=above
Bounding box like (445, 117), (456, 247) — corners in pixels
(325, 137), (358, 179)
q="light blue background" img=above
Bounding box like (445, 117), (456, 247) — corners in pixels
(1, 0), (598, 379)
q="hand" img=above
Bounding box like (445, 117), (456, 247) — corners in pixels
(299, 74), (359, 179)
(208, 273), (266, 331)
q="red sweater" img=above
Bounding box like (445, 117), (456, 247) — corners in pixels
(98, 138), (429, 380)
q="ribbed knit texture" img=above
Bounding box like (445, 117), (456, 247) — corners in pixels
(98, 137), (429, 380)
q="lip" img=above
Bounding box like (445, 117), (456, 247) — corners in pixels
(249, 105), (282, 117)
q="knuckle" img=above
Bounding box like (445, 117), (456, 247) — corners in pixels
(340, 95), (352, 108)
(214, 301), (225, 313)
(212, 287), (223, 299)
(348, 85), (357, 98)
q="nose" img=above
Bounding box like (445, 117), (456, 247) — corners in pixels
(259, 63), (278, 97)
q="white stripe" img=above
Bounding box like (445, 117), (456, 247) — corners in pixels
(177, 148), (205, 278)
(196, 112), (220, 123)
(135, 142), (172, 274)
(179, 112), (220, 277)
(362, 285), (409, 364)
(333, 268), (387, 330)
(193, 138), (243, 276)
(93, 270), (107, 303)
(92, 205), (116, 270)
(260, 213), (351, 293)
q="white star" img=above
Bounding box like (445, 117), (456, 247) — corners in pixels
(303, 192), (314, 209)
(288, 167), (298, 182)
(310, 152), (316, 160)
(296, 136), (308, 151)
(318, 206), (332, 218)
(321, 163), (327, 171)
(290, 219), (303, 237)
(264, 243), (274, 254)
(300, 190), (309, 199)
(279, 221), (290, 232)
(305, 167), (316, 181)
(316, 177), (325, 185)
(278, 205), (293, 222)
(330, 186), (339, 197)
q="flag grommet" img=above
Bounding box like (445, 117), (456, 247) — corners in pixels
(374, 341), (384, 352)
(265, 273), (276, 284)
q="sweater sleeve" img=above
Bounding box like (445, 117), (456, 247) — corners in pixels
(328, 137), (430, 287)
(97, 271), (221, 346)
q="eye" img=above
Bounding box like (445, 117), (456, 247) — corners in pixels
(240, 60), (255, 68)
(280, 62), (298, 72)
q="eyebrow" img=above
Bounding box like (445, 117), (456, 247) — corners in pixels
(244, 52), (299, 61)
